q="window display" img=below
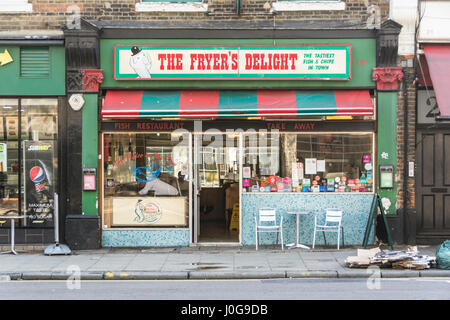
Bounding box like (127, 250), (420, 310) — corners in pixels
(103, 133), (189, 227)
(243, 132), (374, 193)
(0, 99), (19, 216)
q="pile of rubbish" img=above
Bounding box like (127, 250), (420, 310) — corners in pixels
(345, 247), (436, 270)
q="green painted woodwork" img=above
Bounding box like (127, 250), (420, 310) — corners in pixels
(0, 45), (65, 96)
(377, 91), (398, 215)
(20, 47), (50, 78)
(100, 38), (375, 89)
(82, 94), (99, 216)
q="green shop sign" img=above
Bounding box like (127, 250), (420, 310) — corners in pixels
(114, 44), (351, 81)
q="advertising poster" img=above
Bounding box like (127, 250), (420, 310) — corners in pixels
(24, 141), (54, 225)
(291, 162), (304, 185)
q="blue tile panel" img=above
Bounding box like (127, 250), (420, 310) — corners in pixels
(241, 193), (375, 246)
(102, 229), (190, 247)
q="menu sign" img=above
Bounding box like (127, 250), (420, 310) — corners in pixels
(115, 44), (351, 81)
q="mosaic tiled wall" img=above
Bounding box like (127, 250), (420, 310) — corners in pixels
(241, 193), (375, 247)
(101, 194), (375, 247)
(102, 229), (190, 247)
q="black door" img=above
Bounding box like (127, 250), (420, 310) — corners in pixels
(416, 129), (450, 243)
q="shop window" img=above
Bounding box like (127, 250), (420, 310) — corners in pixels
(0, 99), (19, 215)
(103, 133), (189, 228)
(243, 132), (374, 193)
(0, 98), (58, 227)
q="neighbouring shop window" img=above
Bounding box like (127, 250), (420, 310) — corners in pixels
(103, 133), (189, 228)
(243, 132), (374, 193)
(0, 99), (19, 215)
(0, 98), (58, 227)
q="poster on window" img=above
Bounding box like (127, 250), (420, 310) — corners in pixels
(5, 117), (18, 140)
(305, 158), (317, 175)
(0, 143), (6, 172)
(292, 162), (304, 185)
(24, 141), (54, 225)
(317, 160), (326, 172)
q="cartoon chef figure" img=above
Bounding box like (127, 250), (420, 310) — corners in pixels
(129, 46), (151, 79)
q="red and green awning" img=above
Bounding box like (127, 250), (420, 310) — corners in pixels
(102, 90), (373, 119)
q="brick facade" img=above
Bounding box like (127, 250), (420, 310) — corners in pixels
(396, 57), (416, 210)
(0, 0), (389, 30)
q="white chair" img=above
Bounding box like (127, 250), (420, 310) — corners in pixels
(312, 208), (344, 250)
(255, 208), (284, 251)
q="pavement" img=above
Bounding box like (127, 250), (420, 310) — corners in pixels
(1, 244), (450, 281)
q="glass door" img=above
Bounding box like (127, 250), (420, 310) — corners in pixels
(192, 132), (241, 244)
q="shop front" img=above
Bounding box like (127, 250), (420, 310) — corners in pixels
(0, 39), (65, 245)
(100, 115), (376, 247)
(90, 28), (398, 248)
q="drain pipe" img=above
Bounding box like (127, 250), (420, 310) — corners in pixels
(402, 68), (408, 226)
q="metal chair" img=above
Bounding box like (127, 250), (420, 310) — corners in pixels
(255, 208), (284, 250)
(312, 208), (344, 250)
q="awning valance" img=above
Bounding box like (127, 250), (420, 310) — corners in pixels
(423, 45), (450, 117)
(101, 90), (374, 119)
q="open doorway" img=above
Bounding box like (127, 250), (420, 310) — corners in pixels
(193, 133), (240, 243)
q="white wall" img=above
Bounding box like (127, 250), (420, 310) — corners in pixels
(390, 0), (418, 55)
(418, 1), (450, 42)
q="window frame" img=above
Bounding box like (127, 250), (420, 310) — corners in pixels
(101, 132), (191, 230)
(271, 0), (345, 13)
(0, 0), (33, 13)
(135, 0), (208, 13)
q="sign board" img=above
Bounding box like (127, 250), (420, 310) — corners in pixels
(23, 141), (54, 225)
(111, 196), (188, 227)
(83, 168), (97, 191)
(417, 90), (439, 124)
(379, 165), (394, 189)
(114, 44), (351, 81)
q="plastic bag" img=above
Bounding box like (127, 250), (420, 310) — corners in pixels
(436, 240), (450, 270)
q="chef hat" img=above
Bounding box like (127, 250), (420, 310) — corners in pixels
(131, 46), (141, 56)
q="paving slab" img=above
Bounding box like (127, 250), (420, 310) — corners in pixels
(0, 245), (447, 280)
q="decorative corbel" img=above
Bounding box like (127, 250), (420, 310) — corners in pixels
(372, 67), (404, 90)
(81, 69), (104, 92)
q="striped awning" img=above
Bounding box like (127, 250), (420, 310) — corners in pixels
(423, 45), (450, 117)
(101, 90), (374, 119)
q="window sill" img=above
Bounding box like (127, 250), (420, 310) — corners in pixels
(271, 1), (345, 12)
(135, 2), (208, 12)
(0, 2), (33, 13)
